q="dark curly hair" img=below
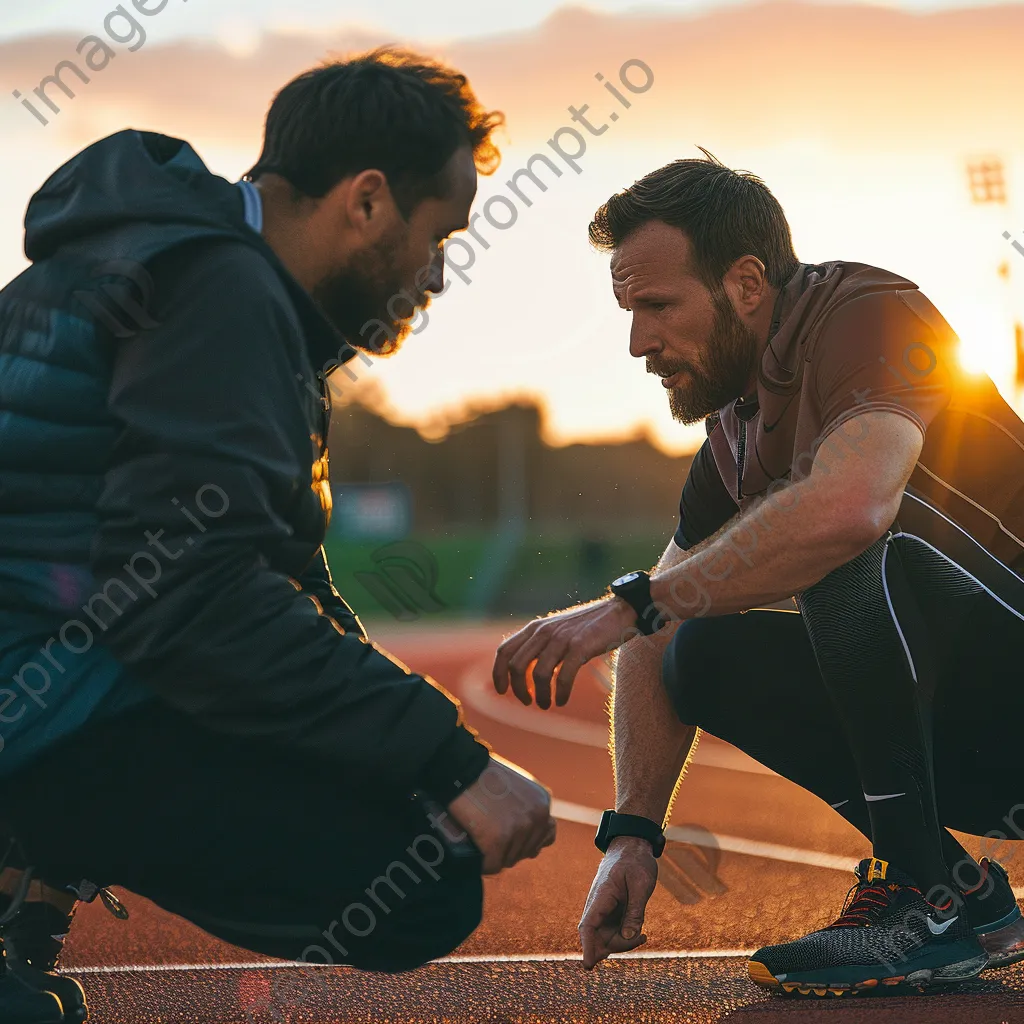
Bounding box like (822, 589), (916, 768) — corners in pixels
(248, 46), (504, 218)
(589, 148), (799, 291)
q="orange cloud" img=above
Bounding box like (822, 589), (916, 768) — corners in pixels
(0, 3), (1021, 153)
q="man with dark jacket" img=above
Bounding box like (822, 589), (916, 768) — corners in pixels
(0, 48), (555, 1022)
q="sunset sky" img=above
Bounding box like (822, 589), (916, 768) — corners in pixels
(2, 0), (1023, 453)
(5, 0), (1024, 44)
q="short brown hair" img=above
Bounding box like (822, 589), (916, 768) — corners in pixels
(589, 148), (799, 291)
(249, 46), (504, 217)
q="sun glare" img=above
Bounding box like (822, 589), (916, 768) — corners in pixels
(945, 300), (1016, 386)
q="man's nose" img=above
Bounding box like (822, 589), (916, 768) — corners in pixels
(628, 320), (661, 359)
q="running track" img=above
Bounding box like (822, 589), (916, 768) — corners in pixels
(59, 622), (1024, 1023)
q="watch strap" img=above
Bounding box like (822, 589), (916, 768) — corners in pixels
(595, 809), (666, 857)
(610, 571), (661, 636)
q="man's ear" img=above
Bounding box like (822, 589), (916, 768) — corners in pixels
(723, 254), (768, 314)
(342, 169), (393, 235)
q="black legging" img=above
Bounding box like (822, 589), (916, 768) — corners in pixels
(662, 499), (1024, 897)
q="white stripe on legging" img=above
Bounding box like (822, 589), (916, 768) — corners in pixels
(891, 531), (1024, 625)
(901, 492), (1024, 587)
(880, 541), (919, 683)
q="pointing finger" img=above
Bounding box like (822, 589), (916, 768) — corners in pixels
(507, 631), (550, 705)
(532, 635), (570, 709)
(492, 625), (535, 696)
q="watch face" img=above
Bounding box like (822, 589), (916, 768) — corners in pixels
(613, 572), (641, 587)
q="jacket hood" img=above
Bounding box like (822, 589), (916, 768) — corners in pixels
(24, 130), (249, 264)
(23, 130), (354, 375)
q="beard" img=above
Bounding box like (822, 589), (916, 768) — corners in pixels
(648, 289), (761, 425)
(311, 226), (429, 356)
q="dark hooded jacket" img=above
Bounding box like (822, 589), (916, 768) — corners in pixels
(0, 130), (490, 799)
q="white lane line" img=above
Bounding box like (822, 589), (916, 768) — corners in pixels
(63, 950), (756, 976)
(67, 962), (304, 975)
(437, 949), (755, 963)
(553, 802), (1024, 893)
(552, 799), (859, 873)
(458, 659), (775, 776)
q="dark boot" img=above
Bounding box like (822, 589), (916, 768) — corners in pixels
(0, 941), (65, 1024)
(0, 840), (129, 1024)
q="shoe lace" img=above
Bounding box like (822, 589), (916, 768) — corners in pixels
(64, 879), (130, 920)
(828, 879), (899, 928)
(2, 837), (128, 925)
(1, 840), (129, 974)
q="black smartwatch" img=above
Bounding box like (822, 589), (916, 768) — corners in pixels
(595, 809), (666, 857)
(610, 570), (662, 636)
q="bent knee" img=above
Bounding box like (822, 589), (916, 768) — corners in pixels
(338, 871), (483, 973)
(661, 617), (731, 727)
(182, 867), (483, 975)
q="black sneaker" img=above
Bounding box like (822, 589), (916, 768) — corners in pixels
(0, 864), (129, 1024)
(0, 947), (65, 1024)
(748, 858), (988, 996)
(962, 858), (1024, 970)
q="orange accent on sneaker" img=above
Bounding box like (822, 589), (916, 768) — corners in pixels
(747, 961), (781, 988)
(866, 858), (889, 882)
(962, 858), (992, 896)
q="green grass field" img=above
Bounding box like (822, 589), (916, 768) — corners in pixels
(323, 530), (667, 622)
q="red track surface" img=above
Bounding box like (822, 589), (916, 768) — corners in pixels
(58, 622), (1024, 1023)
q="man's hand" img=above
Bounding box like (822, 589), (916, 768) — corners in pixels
(492, 597), (640, 708)
(447, 755), (557, 875)
(579, 836), (658, 969)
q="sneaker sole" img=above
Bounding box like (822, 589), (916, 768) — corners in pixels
(978, 911), (1024, 971)
(748, 942), (988, 997)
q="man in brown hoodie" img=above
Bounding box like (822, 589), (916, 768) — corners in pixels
(493, 150), (1024, 996)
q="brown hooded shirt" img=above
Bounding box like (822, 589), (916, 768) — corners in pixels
(674, 261), (1024, 572)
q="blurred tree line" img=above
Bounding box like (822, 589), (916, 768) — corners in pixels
(323, 398), (695, 619)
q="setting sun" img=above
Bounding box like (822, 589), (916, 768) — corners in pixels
(945, 296), (1019, 392)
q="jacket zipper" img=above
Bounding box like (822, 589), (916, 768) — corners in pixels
(316, 370), (332, 457)
(314, 371), (333, 528)
(736, 419), (747, 500)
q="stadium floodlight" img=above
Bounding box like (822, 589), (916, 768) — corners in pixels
(967, 157), (1007, 204)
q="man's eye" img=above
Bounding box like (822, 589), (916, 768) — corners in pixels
(651, 302), (668, 312)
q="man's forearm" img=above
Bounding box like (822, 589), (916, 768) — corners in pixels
(612, 628), (699, 828)
(650, 474), (878, 622)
